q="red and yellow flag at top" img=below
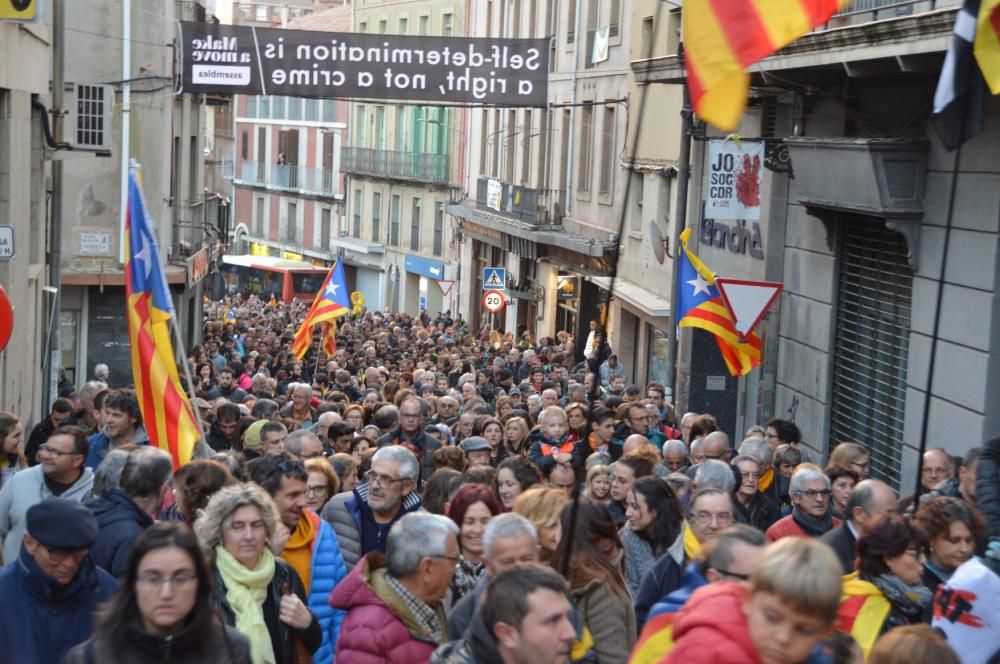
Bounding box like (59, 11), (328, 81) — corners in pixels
(683, 0), (853, 131)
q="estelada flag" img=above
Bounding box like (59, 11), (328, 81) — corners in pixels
(125, 166), (201, 468)
(683, 0), (853, 130)
(676, 228), (762, 376)
(291, 258), (350, 359)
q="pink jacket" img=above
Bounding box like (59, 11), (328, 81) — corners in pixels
(329, 553), (445, 664)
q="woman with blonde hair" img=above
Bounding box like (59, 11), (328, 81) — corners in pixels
(828, 441), (871, 480)
(194, 483), (321, 664)
(512, 487), (571, 561)
(503, 416), (531, 457)
(584, 465), (612, 504)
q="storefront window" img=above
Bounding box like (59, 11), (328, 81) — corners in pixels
(647, 324), (670, 388)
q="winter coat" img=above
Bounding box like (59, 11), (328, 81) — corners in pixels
(820, 523), (858, 574)
(63, 620), (252, 664)
(87, 489), (153, 579)
(432, 607), (504, 664)
(447, 574), (488, 639)
(330, 553), (448, 664)
(527, 429), (577, 476)
(735, 492), (781, 533)
(321, 482), (423, 571)
(211, 556), (322, 664)
(85, 427), (150, 470)
(302, 510), (348, 664)
(205, 420), (236, 452)
(572, 578), (635, 664)
(661, 582), (762, 664)
(765, 514), (841, 542)
(0, 464), (95, 564)
(376, 427), (441, 485)
(621, 526), (660, 600)
(0, 547), (117, 664)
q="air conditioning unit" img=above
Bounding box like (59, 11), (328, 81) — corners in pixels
(66, 83), (114, 153)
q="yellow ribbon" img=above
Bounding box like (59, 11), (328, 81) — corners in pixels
(350, 291), (365, 315)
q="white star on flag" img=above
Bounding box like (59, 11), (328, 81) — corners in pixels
(133, 233), (153, 280)
(688, 274), (711, 297)
(325, 281), (340, 298)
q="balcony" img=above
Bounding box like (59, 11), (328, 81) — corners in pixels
(824, 0), (959, 27)
(341, 147), (449, 184)
(237, 161), (340, 197)
(475, 177), (565, 226)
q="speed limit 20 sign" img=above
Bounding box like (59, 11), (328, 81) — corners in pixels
(482, 289), (505, 313)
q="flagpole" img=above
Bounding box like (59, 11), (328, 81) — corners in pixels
(169, 315), (208, 448)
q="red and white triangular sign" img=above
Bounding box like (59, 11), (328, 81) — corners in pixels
(715, 278), (783, 340)
(438, 280), (455, 296)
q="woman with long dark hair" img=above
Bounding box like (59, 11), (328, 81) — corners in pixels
(0, 412), (26, 489)
(621, 476), (684, 598)
(551, 501), (636, 664)
(64, 522), (252, 663)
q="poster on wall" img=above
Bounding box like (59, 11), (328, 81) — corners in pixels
(704, 139), (764, 220)
(177, 22), (549, 107)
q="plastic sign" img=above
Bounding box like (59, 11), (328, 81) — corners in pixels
(715, 278), (783, 340)
(0, 0), (37, 21)
(0, 285), (12, 352)
(482, 290), (505, 313)
(482, 267), (506, 290)
(0, 225), (12, 261)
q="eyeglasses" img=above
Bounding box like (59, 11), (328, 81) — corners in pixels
(740, 472), (761, 481)
(365, 470), (408, 487)
(137, 573), (198, 590)
(431, 554), (462, 569)
(796, 489), (833, 499)
(37, 444), (80, 458)
(37, 543), (88, 563)
(305, 485), (330, 496)
(689, 511), (734, 526)
(711, 567), (750, 581)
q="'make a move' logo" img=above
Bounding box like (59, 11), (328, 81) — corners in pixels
(190, 34), (252, 86)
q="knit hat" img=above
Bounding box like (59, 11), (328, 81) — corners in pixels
(244, 419), (267, 451)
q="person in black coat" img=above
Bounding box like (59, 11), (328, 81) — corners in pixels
(820, 479), (898, 574)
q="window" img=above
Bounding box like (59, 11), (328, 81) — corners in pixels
(359, 21), (368, 33)
(480, 109), (489, 177)
(537, 109), (550, 187)
(286, 202), (297, 243)
(509, 0), (520, 38)
(374, 106), (386, 149)
(505, 109), (516, 182)
(372, 192), (382, 242)
(255, 5), (267, 22)
(578, 104), (593, 192)
(255, 196), (264, 236)
(258, 96), (270, 117)
(410, 198), (422, 251)
(599, 106), (615, 197)
(355, 105), (367, 146)
(245, 96), (257, 118)
(353, 189), (363, 238)
(288, 96), (301, 121)
(241, 130), (249, 160)
(305, 98), (318, 122)
(521, 109), (532, 183)
(630, 172), (643, 231)
(399, 17), (408, 34)
(442, 13), (453, 36)
(395, 106), (406, 151)
(378, 19), (388, 33)
(610, 0), (621, 37)
(433, 203), (444, 256)
(419, 15), (429, 35)
(640, 16), (654, 57)
(321, 208), (331, 249)
(567, 0), (576, 43)
(272, 96), (285, 120)
(322, 100), (335, 123)
(390, 195), (401, 245)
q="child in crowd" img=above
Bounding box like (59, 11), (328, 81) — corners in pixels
(527, 406), (575, 475)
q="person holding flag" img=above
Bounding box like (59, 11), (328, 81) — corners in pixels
(292, 258), (352, 360)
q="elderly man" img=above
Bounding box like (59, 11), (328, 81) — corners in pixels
(821, 479), (898, 573)
(547, 461), (577, 496)
(460, 436), (493, 469)
(0, 426), (95, 564)
(67, 380), (106, 435)
(331, 512), (459, 661)
(88, 447), (173, 578)
(285, 429), (326, 461)
(683, 488), (737, 563)
(0, 498), (117, 662)
(281, 382), (317, 426)
(378, 397), (440, 484)
(766, 467), (841, 541)
(322, 446), (423, 571)
(433, 396), (460, 427)
(249, 452), (348, 664)
(693, 459), (736, 493)
(432, 565), (578, 664)
(314, 411), (340, 444)
(662, 440), (688, 473)
(447, 513), (540, 639)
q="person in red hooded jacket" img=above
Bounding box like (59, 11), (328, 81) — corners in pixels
(661, 538), (841, 664)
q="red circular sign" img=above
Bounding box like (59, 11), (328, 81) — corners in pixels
(0, 285), (12, 353)
(482, 289), (506, 313)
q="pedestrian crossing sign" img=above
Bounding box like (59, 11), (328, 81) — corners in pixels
(482, 267), (506, 290)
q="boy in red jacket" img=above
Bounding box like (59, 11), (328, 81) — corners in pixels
(662, 538), (841, 664)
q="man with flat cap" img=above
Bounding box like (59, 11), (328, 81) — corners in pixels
(0, 497), (117, 664)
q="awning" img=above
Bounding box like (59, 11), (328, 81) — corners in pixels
(62, 265), (187, 286)
(588, 275), (671, 319)
(330, 236), (385, 255)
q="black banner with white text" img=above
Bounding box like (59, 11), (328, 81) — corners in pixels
(177, 21), (549, 107)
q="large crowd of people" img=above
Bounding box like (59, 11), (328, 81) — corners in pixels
(0, 291), (997, 663)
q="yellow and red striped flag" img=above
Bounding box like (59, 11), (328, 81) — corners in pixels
(320, 320), (337, 357)
(976, 0), (1000, 92)
(291, 258), (350, 359)
(125, 167), (201, 468)
(683, 0), (853, 130)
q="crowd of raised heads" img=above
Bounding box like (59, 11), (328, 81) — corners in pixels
(0, 292), (997, 664)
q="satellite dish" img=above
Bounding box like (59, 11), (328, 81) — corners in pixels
(648, 221), (667, 264)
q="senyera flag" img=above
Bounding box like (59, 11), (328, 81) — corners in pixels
(126, 166), (201, 468)
(683, 0), (853, 131)
(292, 258), (351, 359)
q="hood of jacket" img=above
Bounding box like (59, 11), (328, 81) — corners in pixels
(668, 582), (761, 663)
(89, 488), (153, 530)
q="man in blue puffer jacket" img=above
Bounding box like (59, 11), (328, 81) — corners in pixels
(249, 452), (348, 663)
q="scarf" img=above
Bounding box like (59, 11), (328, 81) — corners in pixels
(282, 511), (315, 592)
(215, 545), (277, 664)
(792, 507), (833, 537)
(871, 573), (933, 617)
(757, 467), (774, 493)
(682, 523), (701, 562)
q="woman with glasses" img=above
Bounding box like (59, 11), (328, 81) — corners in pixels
(194, 483), (321, 664)
(0, 412), (26, 489)
(304, 457), (340, 513)
(445, 483), (501, 602)
(621, 476), (684, 598)
(838, 514), (933, 658)
(731, 455), (780, 532)
(64, 521), (252, 663)
(765, 466), (841, 542)
(828, 441), (872, 481)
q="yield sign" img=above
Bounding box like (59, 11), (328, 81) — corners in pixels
(715, 278), (783, 340)
(438, 280), (455, 296)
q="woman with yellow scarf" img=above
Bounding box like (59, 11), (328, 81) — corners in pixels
(195, 483), (321, 664)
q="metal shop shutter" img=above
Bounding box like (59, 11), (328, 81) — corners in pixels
(829, 218), (913, 490)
